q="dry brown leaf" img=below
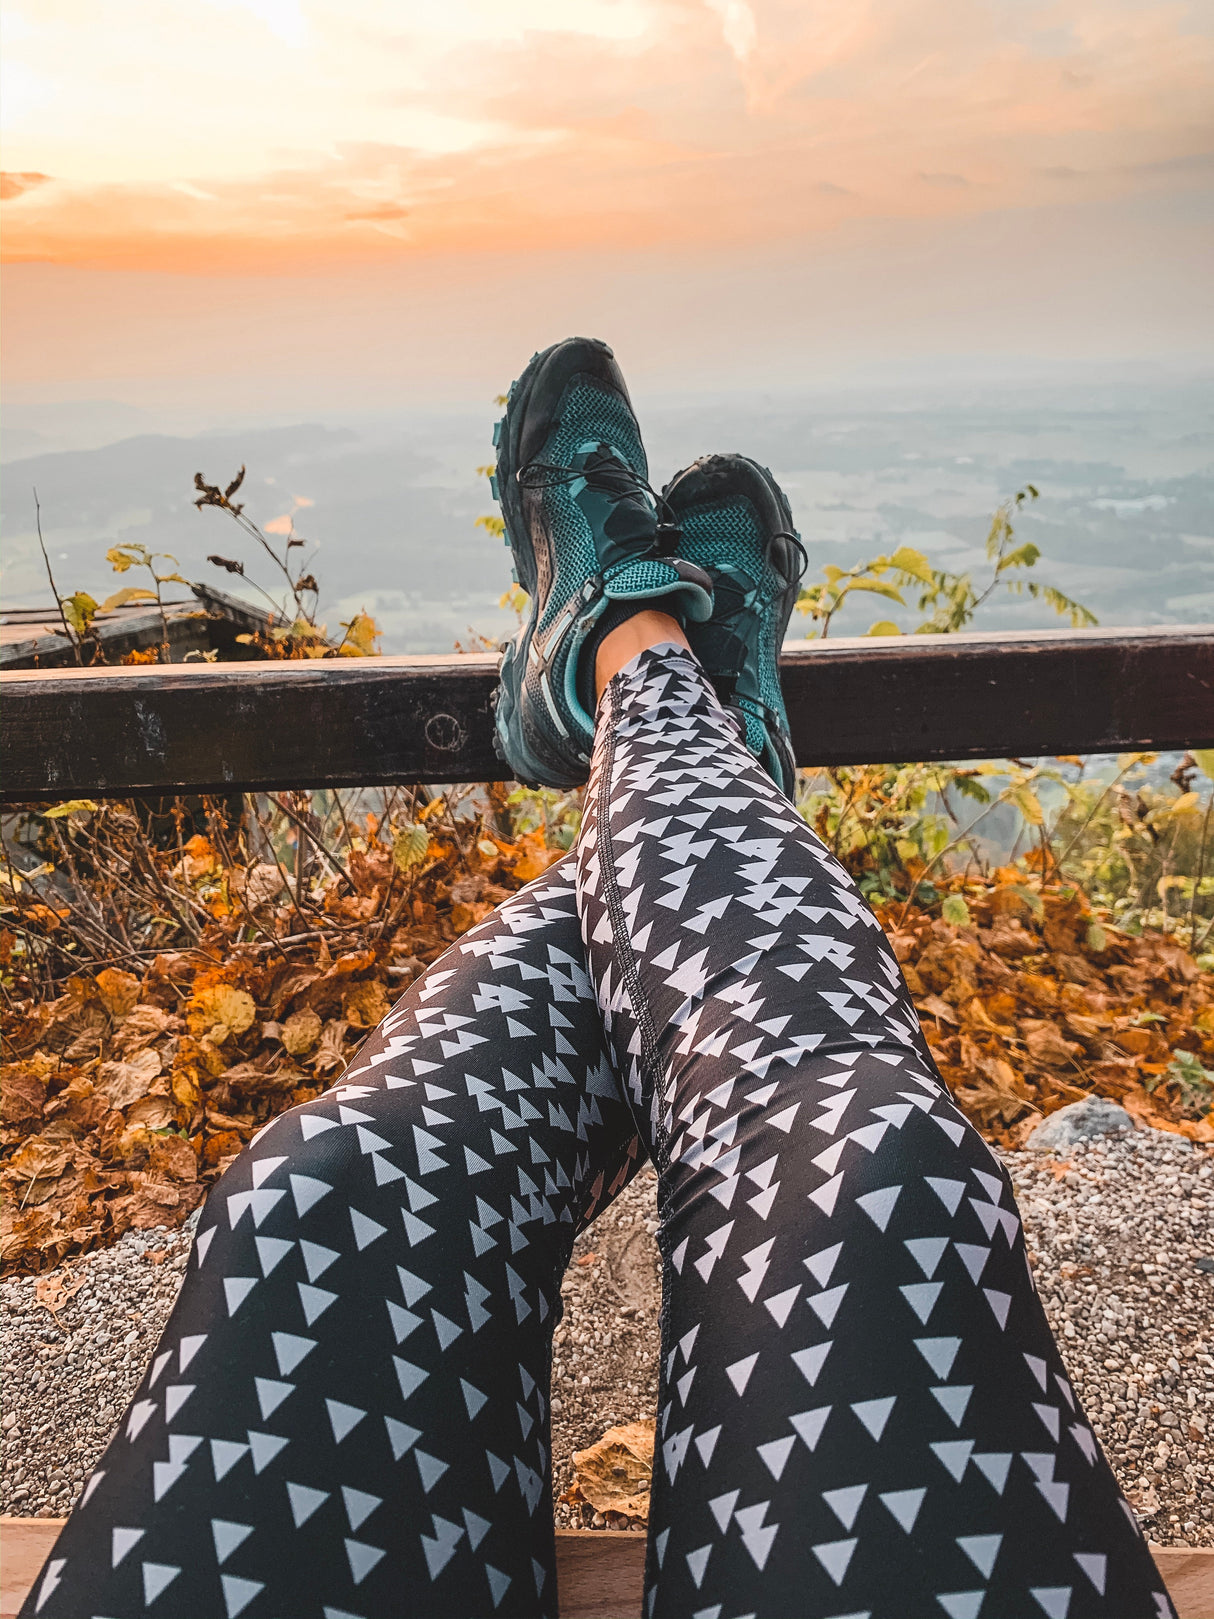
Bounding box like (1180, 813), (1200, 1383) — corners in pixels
(125, 1096), (177, 1130)
(34, 1268), (85, 1317)
(96, 1048), (162, 1109)
(281, 1007), (323, 1056)
(342, 980), (390, 1030)
(313, 1019), (350, 1074)
(188, 985), (257, 1043)
(1021, 1021), (1084, 1068)
(93, 967), (141, 1018)
(562, 1420), (655, 1519)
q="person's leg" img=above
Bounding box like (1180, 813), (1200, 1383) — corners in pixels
(576, 642), (1172, 1619)
(24, 859), (644, 1619)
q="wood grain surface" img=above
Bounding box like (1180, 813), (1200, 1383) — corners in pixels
(3, 626), (1211, 801)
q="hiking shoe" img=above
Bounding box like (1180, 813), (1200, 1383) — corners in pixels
(661, 454), (806, 797)
(492, 337), (714, 787)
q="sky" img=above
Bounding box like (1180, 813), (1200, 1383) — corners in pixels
(3, 0), (1213, 415)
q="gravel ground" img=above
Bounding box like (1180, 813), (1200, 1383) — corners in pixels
(3, 1136), (1211, 1550)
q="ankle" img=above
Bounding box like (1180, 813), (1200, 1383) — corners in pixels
(594, 610), (690, 700)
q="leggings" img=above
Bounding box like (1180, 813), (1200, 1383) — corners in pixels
(25, 647), (1171, 1619)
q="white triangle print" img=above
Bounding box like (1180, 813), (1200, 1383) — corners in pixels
(913, 1336), (961, 1379)
(272, 1332), (316, 1376)
(385, 1416), (422, 1459)
(924, 1176), (966, 1215)
(210, 1439), (249, 1481)
(971, 1452), (1012, 1494)
(289, 1174), (332, 1217)
(254, 1378), (293, 1421)
(822, 1484), (867, 1530)
(1073, 1553), (1106, 1594)
(112, 1527), (144, 1568)
(350, 1209), (388, 1250)
(300, 1241), (340, 1282)
(178, 1334), (208, 1371)
(854, 1184), (901, 1232)
(141, 1562), (181, 1604)
(726, 1353), (759, 1394)
(791, 1342), (832, 1386)
(342, 1486), (382, 1531)
(900, 1281), (942, 1324)
(811, 1537), (857, 1585)
(223, 1278), (258, 1317)
(211, 1519), (254, 1564)
(931, 1385), (973, 1426)
(937, 1594), (984, 1619)
(983, 1288), (1012, 1329)
(222, 1574), (265, 1618)
(878, 1487), (925, 1532)
(326, 1399), (366, 1442)
(957, 1533), (1002, 1578)
(248, 1430), (288, 1474)
(930, 1439), (975, 1481)
(851, 1397), (895, 1441)
(708, 1489), (740, 1532)
(789, 1405), (830, 1451)
(903, 1237), (948, 1278)
(345, 1539), (386, 1585)
(803, 1242), (843, 1287)
(1030, 1589), (1072, 1619)
(756, 1436), (796, 1480)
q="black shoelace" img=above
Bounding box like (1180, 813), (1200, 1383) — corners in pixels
(518, 451), (685, 555)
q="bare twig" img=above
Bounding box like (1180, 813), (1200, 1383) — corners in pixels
(33, 489), (81, 667)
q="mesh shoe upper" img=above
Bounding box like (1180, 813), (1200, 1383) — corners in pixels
(492, 339), (713, 788)
(661, 454), (805, 797)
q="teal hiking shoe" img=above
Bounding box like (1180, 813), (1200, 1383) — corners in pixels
(661, 454), (806, 797)
(492, 338), (714, 787)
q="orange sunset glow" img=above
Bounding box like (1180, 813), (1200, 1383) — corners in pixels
(2, 0), (1212, 414)
(4, 0), (1213, 273)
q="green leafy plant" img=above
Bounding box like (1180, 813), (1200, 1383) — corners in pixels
(104, 542), (194, 662)
(797, 487), (1096, 638)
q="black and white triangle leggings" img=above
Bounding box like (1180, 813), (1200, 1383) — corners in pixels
(26, 647), (1172, 1619)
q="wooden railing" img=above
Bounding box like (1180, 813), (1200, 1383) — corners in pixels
(2, 625), (1211, 802)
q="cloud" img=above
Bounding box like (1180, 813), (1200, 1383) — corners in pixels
(0, 170), (51, 201)
(2, 0), (1212, 271)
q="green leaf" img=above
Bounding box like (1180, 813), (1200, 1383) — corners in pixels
(866, 620), (902, 637)
(941, 894), (971, 927)
(100, 587), (158, 610)
(61, 592), (98, 634)
(845, 579), (905, 604)
(888, 546), (934, 584)
(1008, 783), (1044, 826)
(43, 799), (98, 819)
(392, 822), (430, 872)
(995, 541), (1041, 573)
(106, 544), (146, 572)
(1191, 749), (1214, 783)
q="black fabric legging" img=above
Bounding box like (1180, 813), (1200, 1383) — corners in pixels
(25, 647), (1171, 1619)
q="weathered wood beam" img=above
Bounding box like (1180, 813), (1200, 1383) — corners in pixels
(2, 627), (1211, 802)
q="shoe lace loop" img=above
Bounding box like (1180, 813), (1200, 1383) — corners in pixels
(518, 454), (685, 554)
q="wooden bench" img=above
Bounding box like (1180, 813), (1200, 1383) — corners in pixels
(3, 1518), (1212, 1617)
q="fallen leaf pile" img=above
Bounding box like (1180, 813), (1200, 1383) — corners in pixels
(875, 869), (1214, 1148)
(0, 817), (564, 1275)
(2, 846), (1211, 1276)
